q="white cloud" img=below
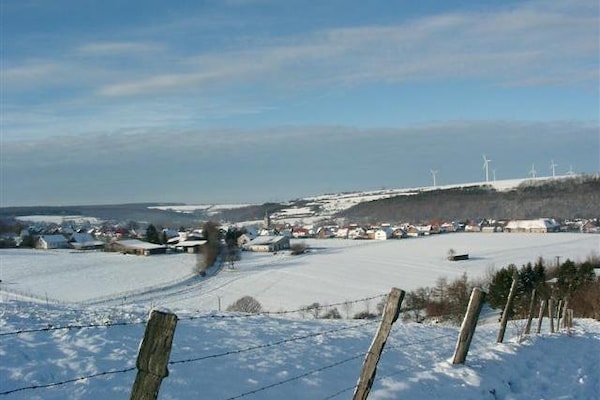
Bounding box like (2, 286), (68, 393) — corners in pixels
(78, 41), (164, 56)
(91, 0), (597, 98)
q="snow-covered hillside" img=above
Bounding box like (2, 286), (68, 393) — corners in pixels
(1, 232), (598, 399)
(145, 175), (569, 224)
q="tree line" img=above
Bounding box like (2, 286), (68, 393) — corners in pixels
(339, 175), (600, 223)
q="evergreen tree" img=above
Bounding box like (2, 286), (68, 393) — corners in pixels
(146, 224), (160, 244)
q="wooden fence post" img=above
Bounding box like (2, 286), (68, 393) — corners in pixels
(497, 276), (518, 343)
(556, 300), (563, 330)
(548, 299), (555, 333)
(560, 299), (569, 329)
(353, 288), (405, 400)
(452, 287), (486, 364)
(524, 289), (537, 335)
(567, 309), (573, 329)
(536, 299), (546, 334)
(131, 310), (178, 400)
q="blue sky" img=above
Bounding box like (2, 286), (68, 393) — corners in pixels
(2, 0), (599, 206)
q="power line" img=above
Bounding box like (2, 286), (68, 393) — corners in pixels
(170, 320), (379, 365)
(223, 352), (365, 400)
(0, 320), (146, 337)
(0, 366), (136, 396)
(180, 293), (388, 321)
(320, 384), (357, 400)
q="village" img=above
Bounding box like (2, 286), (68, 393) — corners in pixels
(1, 209), (598, 257)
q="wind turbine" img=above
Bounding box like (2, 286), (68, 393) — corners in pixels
(550, 160), (558, 178)
(482, 154), (492, 183)
(430, 169), (439, 188)
(566, 165), (575, 176)
(492, 169), (497, 182)
(529, 163), (537, 178)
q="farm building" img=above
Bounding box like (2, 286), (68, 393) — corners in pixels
(69, 233), (104, 250)
(173, 239), (207, 254)
(504, 219), (560, 233)
(244, 235), (290, 252)
(36, 235), (69, 249)
(109, 239), (167, 256)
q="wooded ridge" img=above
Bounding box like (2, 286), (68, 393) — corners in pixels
(338, 175), (600, 223)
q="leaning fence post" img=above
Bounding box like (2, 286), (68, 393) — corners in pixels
(497, 276), (518, 343)
(452, 287), (486, 364)
(524, 289), (537, 335)
(353, 288), (405, 400)
(131, 310), (178, 400)
(536, 299), (546, 334)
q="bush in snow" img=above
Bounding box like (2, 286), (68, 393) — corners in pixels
(226, 296), (263, 314)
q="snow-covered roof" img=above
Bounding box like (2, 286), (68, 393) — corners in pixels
(247, 235), (288, 246)
(70, 233), (96, 243)
(506, 219), (560, 230)
(40, 234), (68, 244)
(174, 240), (207, 248)
(115, 239), (166, 250)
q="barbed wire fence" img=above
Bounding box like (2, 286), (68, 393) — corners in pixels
(0, 285), (577, 398)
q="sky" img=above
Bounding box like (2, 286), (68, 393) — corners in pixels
(2, 0), (599, 207)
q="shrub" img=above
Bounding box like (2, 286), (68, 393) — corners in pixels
(321, 308), (342, 319)
(226, 296), (263, 314)
(303, 302), (321, 318)
(290, 242), (308, 255)
(353, 311), (378, 319)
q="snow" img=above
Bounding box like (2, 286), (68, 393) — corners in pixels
(15, 215), (103, 224)
(1, 232), (599, 399)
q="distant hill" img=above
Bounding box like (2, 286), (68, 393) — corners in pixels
(2, 175), (598, 227)
(337, 175), (600, 223)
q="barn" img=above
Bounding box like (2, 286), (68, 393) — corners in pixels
(110, 239), (167, 256)
(69, 233), (104, 250)
(243, 235), (290, 252)
(173, 239), (207, 254)
(36, 235), (69, 249)
(504, 219), (560, 233)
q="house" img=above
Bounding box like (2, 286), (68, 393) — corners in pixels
(392, 228), (407, 239)
(581, 220), (599, 234)
(292, 227), (311, 238)
(464, 222), (481, 232)
(348, 226), (367, 240)
(406, 226), (423, 238)
(110, 239), (167, 256)
(504, 219), (560, 233)
(243, 235), (290, 252)
(374, 227), (394, 240)
(174, 239), (207, 254)
(69, 233), (104, 250)
(316, 226), (336, 239)
(36, 234), (69, 249)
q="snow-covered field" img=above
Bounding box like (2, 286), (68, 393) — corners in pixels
(1, 233), (599, 399)
(1, 233), (597, 313)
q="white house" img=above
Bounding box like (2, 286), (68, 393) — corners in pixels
(36, 235), (69, 249)
(374, 227), (394, 240)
